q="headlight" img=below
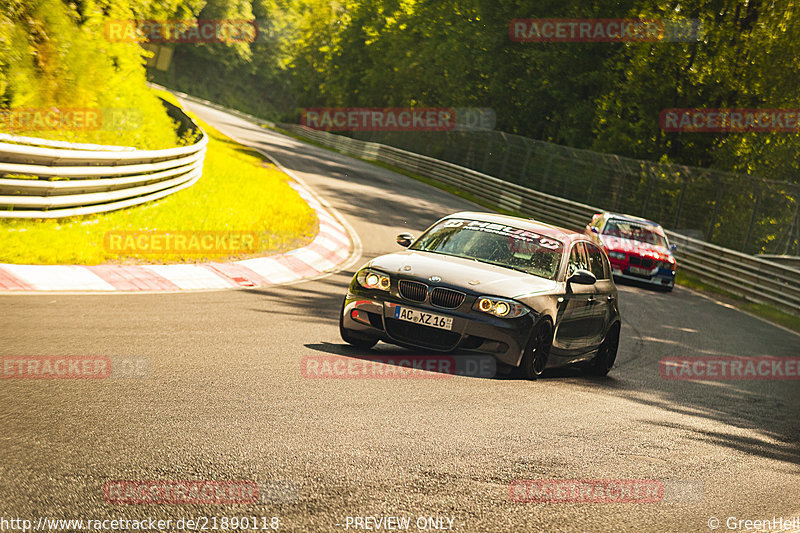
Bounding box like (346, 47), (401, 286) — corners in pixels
(608, 251), (626, 260)
(356, 269), (391, 291)
(474, 296), (529, 318)
(659, 260), (676, 271)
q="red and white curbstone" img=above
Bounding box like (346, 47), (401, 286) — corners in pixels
(0, 181), (352, 292)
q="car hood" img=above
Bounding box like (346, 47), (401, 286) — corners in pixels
(367, 251), (559, 298)
(600, 235), (672, 261)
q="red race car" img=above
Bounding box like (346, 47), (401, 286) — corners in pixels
(585, 212), (677, 291)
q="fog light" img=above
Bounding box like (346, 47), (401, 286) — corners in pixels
(351, 308), (373, 326)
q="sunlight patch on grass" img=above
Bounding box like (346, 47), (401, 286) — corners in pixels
(0, 107), (317, 265)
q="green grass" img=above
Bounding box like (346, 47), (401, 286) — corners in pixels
(0, 101), (317, 265)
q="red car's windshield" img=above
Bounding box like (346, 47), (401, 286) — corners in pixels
(602, 219), (668, 248)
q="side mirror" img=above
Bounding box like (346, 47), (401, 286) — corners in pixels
(568, 269), (597, 285)
(396, 232), (415, 247)
(669, 244), (677, 252)
(590, 226), (600, 234)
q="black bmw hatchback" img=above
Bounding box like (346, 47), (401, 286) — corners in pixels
(340, 212), (621, 379)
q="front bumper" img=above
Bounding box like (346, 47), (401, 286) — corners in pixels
(611, 265), (675, 287)
(341, 290), (536, 367)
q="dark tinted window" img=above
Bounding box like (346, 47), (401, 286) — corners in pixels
(568, 242), (590, 275)
(586, 243), (610, 280)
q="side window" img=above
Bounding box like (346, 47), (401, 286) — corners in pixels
(602, 219), (620, 237)
(568, 243), (590, 275)
(586, 243), (610, 280)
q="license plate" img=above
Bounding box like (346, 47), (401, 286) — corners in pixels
(629, 266), (651, 275)
(393, 306), (453, 330)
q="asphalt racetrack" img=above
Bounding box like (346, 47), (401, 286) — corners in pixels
(2, 100), (798, 533)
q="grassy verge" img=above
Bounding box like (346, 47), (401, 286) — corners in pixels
(0, 97), (317, 265)
(275, 124), (800, 334)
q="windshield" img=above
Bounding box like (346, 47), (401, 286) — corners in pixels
(410, 218), (564, 280)
(602, 219), (668, 248)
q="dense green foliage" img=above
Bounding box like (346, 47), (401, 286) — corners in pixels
(4, 0), (797, 175)
(0, 0), (181, 147)
(153, 0), (799, 183)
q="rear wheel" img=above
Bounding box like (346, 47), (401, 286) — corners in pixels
(339, 298), (378, 349)
(587, 324), (620, 376)
(518, 321), (552, 380)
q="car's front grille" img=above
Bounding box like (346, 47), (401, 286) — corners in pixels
(628, 256), (654, 268)
(430, 287), (465, 309)
(398, 280), (428, 302)
(384, 318), (460, 350)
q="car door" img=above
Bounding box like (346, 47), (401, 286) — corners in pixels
(552, 242), (597, 360)
(585, 241), (615, 348)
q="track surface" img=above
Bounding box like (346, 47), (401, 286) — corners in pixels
(2, 101), (799, 533)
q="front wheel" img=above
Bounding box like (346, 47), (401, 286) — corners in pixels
(587, 324), (620, 376)
(339, 299), (378, 349)
(518, 321), (552, 380)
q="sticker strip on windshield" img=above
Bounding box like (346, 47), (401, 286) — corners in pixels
(441, 219), (562, 250)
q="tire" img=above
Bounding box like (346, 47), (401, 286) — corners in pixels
(518, 321), (552, 380)
(587, 324), (620, 376)
(339, 299), (378, 349)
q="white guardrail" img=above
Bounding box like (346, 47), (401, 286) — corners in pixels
(132, 87), (800, 316)
(0, 103), (207, 219)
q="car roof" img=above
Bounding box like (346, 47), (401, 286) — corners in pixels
(442, 211), (587, 243)
(603, 212), (662, 228)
